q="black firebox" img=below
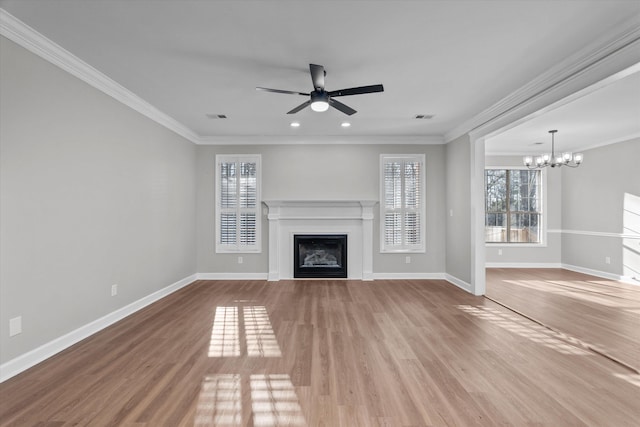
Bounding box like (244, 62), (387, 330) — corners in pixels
(293, 234), (347, 278)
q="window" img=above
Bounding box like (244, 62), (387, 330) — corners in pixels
(380, 154), (425, 252)
(485, 168), (542, 244)
(216, 155), (261, 252)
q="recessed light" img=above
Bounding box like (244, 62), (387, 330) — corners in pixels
(290, 122), (300, 127)
(341, 122), (351, 128)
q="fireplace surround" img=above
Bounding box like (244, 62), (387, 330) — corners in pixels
(263, 200), (376, 280)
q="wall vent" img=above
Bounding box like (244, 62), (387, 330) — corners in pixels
(206, 114), (228, 119)
(414, 114), (434, 119)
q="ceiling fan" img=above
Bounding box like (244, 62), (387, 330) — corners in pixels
(256, 64), (384, 116)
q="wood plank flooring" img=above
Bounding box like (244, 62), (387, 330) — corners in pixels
(1, 278), (639, 426)
(486, 268), (640, 373)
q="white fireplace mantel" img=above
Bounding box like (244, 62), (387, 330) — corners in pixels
(263, 200), (377, 281)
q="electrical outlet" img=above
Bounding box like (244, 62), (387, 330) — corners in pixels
(9, 316), (22, 337)
(449, 209), (453, 217)
(605, 256), (611, 265)
(238, 256), (243, 264)
(405, 256), (411, 264)
(498, 249), (503, 256)
(111, 284), (118, 296)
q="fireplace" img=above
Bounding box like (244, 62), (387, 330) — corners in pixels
(263, 200), (375, 280)
(294, 234), (347, 278)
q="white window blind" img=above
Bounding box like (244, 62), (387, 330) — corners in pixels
(380, 155), (425, 252)
(216, 155), (261, 253)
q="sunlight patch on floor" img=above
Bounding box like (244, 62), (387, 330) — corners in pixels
(195, 375), (242, 426)
(244, 306), (282, 357)
(457, 305), (590, 355)
(503, 279), (636, 308)
(209, 305), (282, 358)
(209, 307), (240, 357)
(194, 373), (307, 426)
(250, 374), (307, 426)
(614, 373), (640, 388)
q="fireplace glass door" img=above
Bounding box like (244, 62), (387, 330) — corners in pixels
(294, 235), (347, 278)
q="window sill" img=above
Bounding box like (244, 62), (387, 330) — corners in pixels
(216, 249), (262, 254)
(486, 242), (547, 248)
(380, 249), (426, 254)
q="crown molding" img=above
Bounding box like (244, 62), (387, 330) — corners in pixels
(197, 134), (445, 145)
(4, 7), (637, 148)
(0, 8), (444, 148)
(485, 132), (640, 156)
(0, 8), (200, 144)
(447, 14), (640, 143)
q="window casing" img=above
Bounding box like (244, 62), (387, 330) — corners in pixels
(216, 155), (261, 253)
(485, 168), (543, 244)
(380, 154), (426, 252)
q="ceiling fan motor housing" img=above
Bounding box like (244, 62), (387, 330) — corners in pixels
(310, 91), (330, 112)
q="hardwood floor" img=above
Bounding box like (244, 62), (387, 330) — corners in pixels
(1, 278), (639, 426)
(486, 268), (640, 373)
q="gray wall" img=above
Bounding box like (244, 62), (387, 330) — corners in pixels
(445, 135), (471, 284)
(561, 138), (640, 279)
(484, 155), (562, 265)
(196, 144), (447, 275)
(0, 37), (197, 364)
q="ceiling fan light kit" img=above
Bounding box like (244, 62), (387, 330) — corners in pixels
(523, 130), (584, 169)
(257, 63), (384, 116)
(310, 91), (330, 112)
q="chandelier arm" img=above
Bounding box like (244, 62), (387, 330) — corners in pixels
(526, 164), (549, 170)
(522, 130), (581, 170)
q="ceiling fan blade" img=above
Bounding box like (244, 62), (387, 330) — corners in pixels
(328, 84), (384, 97)
(329, 98), (357, 116)
(256, 87), (309, 96)
(287, 100), (311, 114)
(309, 64), (325, 91)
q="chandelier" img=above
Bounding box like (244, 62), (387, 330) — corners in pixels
(523, 130), (584, 169)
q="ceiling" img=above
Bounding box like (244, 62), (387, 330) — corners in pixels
(485, 67), (640, 154)
(1, 0), (639, 147)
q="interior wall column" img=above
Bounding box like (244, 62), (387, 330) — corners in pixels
(360, 201), (376, 281)
(266, 202), (281, 281)
(470, 134), (486, 295)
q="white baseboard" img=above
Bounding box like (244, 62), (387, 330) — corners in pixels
(444, 274), (473, 293)
(485, 262), (639, 286)
(0, 274), (197, 383)
(486, 262), (562, 268)
(197, 273), (269, 280)
(562, 263), (640, 286)
(372, 272), (446, 280)
(371, 272), (478, 295)
(199, 272), (450, 282)
(363, 272), (477, 295)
